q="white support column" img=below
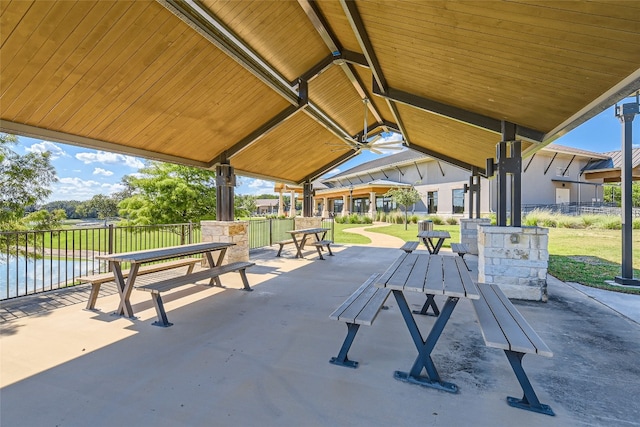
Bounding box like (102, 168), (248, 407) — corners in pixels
(278, 192), (284, 217)
(289, 190), (296, 218)
(341, 195), (348, 216)
(369, 192), (376, 218)
(322, 197), (329, 218)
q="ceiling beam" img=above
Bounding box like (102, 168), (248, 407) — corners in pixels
(161, 0), (354, 143)
(372, 81), (546, 142)
(303, 149), (359, 183)
(209, 105), (303, 167)
(407, 143), (483, 174)
(339, 0), (411, 144)
(0, 120), (209, 169)
(298, 0), (383, 124)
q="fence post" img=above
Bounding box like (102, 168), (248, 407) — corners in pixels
(269, 218), (273, 246)
(188, 221), (193, 244)
(181, 224), (186, 245)
(108, 224), (114, 272)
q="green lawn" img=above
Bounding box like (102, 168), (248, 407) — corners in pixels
(334, 222), (640, 294)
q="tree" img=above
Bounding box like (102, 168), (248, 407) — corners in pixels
(117, 162), (217, 225)
(603, 183), (640, 207)
(235, 194), (257, 218)
(384, 186), (421, 230)
(78, 194), (120, 220)
(0, 134), (57, 227)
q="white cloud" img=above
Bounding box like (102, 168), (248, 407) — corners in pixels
(49, 177), (125, 201)
(25, 141), (68, 159)
(239, 178), (276, 195)
(75, 150), (144, 169)
(93, 167), (114, 177)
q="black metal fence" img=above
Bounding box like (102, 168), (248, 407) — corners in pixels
(0, 218), (334, 300)
(522, 202), (640, 217)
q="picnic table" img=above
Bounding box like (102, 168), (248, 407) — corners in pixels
(375, 252), (478, 393)
(417, 230), (451, 254)
(282, 227), (332, 259)
(96, 242), (234, 318)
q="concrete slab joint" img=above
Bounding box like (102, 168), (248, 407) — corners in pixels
(201, 220), (249, 263)
(478, 225), (549, 302)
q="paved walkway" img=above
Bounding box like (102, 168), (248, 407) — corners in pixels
(341, 222), (406, 248)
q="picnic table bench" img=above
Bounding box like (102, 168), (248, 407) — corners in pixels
(136, 261), (255, 327)
(400, 241), (419, 253)
(450, 242), (470, 270)
(472, 283), (554, 416)
(329, 273), (390, 368)
(80, 257), (202, 310)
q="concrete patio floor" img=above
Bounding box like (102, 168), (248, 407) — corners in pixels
(1, 236), (640, 427)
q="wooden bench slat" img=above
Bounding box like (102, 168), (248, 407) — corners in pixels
(400, 241), (419, 253)
(472, 285), (511, 350)
(451, 243), (469, 255)
(405, 257), (428, 292)
(356, 288), (391, 326)
(276, 239), (294, 245)
(329, 275), (378, 321)
(136, 261), (255, 293)
(477, 284), (537, 354)
(423, 255), (444, 294)
(490, 284), (553, 357)
(457, 257), (479, 299)
(387, 253), (419, 290)
(338, 282), (380, 324)
(311, 240), (332, 246)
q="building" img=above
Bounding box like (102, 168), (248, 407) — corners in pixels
(312, 144), (621, 218)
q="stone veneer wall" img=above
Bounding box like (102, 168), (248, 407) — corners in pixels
(478, 225), (549, 302)
(460, 218), (491, 255)
(200, 220), (249, 264)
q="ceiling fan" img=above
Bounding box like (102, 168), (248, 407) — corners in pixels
(327, 98), (406, 154)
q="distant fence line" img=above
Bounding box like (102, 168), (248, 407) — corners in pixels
(521, 202), (640, 218)
(0, 218), (334, 300)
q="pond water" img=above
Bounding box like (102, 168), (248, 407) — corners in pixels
(0, 257), (101, 299)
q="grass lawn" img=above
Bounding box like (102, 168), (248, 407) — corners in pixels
(336, 222), (640, 295)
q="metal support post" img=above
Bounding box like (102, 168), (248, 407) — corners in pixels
(614, 97), (639, 286)
(303, 181), (313, 217)
(491, 122), (522, 226)
(216, 163), (236, 221)
(464, 166), (481, 219)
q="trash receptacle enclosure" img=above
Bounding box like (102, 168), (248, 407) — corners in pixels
(418, 220), (433, 232)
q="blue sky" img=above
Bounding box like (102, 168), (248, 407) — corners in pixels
(7, 103), (639, 203)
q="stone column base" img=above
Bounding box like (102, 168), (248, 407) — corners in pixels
(201, 221), (249, 264)
(460, 218), (491, 255)
(478, 225), (549, 302)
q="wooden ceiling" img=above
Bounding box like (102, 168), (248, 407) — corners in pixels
(2, 0), (639, 184)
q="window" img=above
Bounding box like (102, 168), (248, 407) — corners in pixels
(427, 191), (438, 214)
(376, 196), (397, 213)
(452, 189), (464, 214)
(353, 198), (369, 214)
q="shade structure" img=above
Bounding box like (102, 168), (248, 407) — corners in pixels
(2, 0), (639, 183)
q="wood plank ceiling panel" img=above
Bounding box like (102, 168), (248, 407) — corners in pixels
(308, 65), (370, 136)
(0, 1), (291, 164)
(314, 0), (363, 54)
(201, 0), (328, 81)
(357, 0), (640, 132)
(232, 112), (350, 183)
(396, 103), (535, 171)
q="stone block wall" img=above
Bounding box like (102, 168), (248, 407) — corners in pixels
(478, 225), (549, 301)
(294, 217), (324, 242)
(460, 218), (491, 255)
(200, 220), (249, 263)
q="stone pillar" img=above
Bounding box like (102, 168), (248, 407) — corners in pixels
(478, 225), (549, 301)
(289, 190), (296, 218)
(294, 216), (322, 230)
(341, 194), (348, 216)
(460, 218), (491, 255)
(322, 197), (329, 218)
(201, 220), (249, 263)
(278, 192), (284, 217)
(369, 192), (376, 218)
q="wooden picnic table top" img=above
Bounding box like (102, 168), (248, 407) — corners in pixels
(375, 253), (478, 300)
(417, 230), (451, 239)
(96, 242), (234, 264)
(285, 227), (329, 235)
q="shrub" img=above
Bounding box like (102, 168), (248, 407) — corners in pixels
(429, 215), (445, 225)
(408, 214), (419, 224)
(445, 217), (458, 225)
